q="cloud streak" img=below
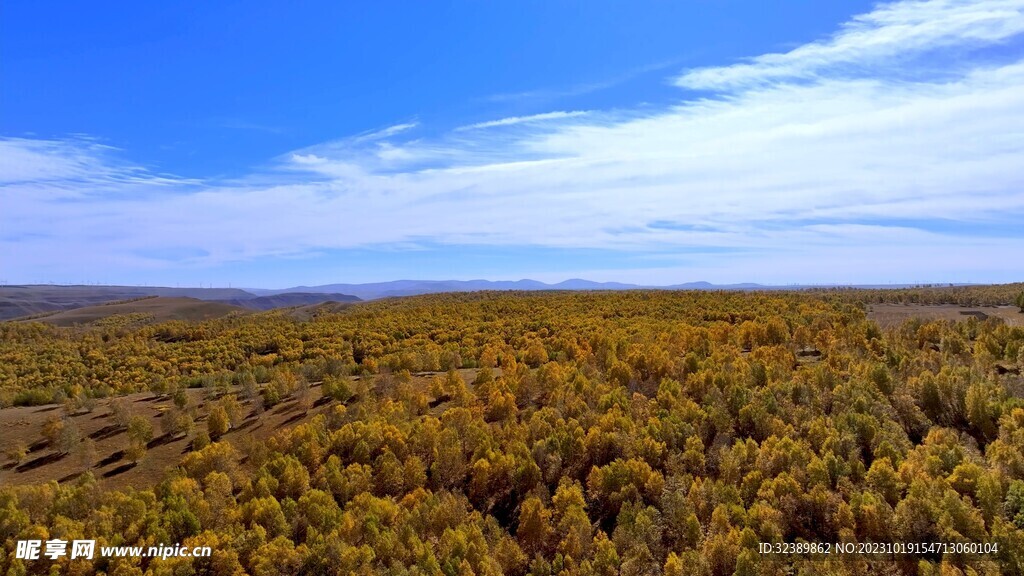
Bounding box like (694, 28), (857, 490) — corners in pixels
(454, 111), (588, 131)
(676, 0), (1024, 90)
(353, 122), (419, 142)
(3, 0), (1023, 285)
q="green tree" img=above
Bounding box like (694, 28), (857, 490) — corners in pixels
(161, 406), (193, 438)
(125, 438), (147, 463)
(323, 374), (353, 403)
(6, 441), (28, 465)
(110, 397), (133, 428)
(51, 417), (81, 455)
(208, 404), (230, 438)
(127, 415), (154, 445)
(40, 414), (79, 455)
(148, 374), (168, 398)
(1007, 480), (1024, 529)
(75, 437), (97, 470)
(516, 496), (552, 557)
(125, 415), (153, 463)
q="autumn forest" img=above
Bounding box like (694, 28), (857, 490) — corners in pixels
(2, 285), (1024, 576)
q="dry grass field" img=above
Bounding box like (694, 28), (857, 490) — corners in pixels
(21, 296), (250, 326)
(868, 303), (1024, 328)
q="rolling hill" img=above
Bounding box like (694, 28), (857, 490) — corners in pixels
(0, 285), (257, 321)
(215, 292), (361, 310)
(24, 297), (251, 326)
(0, 285), (360, 321)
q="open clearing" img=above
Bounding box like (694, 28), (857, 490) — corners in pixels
(868, 303), (1023, 328)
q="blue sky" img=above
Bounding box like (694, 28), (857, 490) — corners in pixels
(2, 0), (1023, 287)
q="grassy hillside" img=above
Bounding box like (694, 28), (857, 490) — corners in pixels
(25, 296), (250, 327)
(0, 285), (257, 321)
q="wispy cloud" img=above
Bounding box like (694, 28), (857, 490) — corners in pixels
(454, 111), (588, 131)
(677, 0), (1024, 90)
(0, 136), (195, 190)
(485, 57), (688, 104)
(0, 137), (119, 185)
(3, 0), (1024, 284)
(353, 121), (419, 142)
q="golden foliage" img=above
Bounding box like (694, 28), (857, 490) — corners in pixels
(2, 288), (1024, 573)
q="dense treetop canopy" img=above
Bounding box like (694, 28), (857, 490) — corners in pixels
(2, 287), (1024, 575)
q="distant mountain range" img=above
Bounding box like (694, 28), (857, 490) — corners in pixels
(1, 280), (946, 321)
(215, 292), (360, 310)
(250, 279), (644, 300)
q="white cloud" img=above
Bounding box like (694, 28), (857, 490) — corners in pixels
(2, 0), (1023, 284)
(676, 0), (1024, 90)
(0, 137), (119, 186)
(455, 111), (588, 131)
(353, 121), (419, 142)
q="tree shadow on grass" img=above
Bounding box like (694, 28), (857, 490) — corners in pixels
(102, 462), (137, 477)
(15, 450), (67, 472)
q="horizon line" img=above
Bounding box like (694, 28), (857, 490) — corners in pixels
(0, 279), (1006, 292)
